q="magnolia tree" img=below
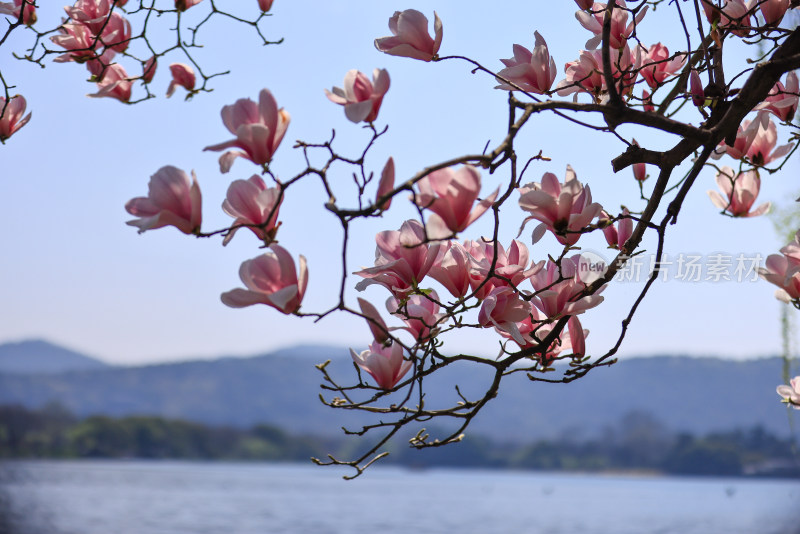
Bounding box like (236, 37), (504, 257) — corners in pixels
(3, 0), (800, 478)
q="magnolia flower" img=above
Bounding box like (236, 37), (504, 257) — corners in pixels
(575, 0), (594, 9)
(350, 341), (411, 390)
(689, 69), (705, 107)
(745, 116), (794, 165)
(707, 167), (770, 217)
(355, 219), (442, 295)
(465, 239), (543, 301)
(375, 157), (395, 211)
(0, 95), (32, 143)
(204, 88), (290, 173)
(125, 165), (202, 234)
(756, 71), (799, 123)
(51, 23), (98, 63)
(760, 0), (790, 25)
(325, 69), (390, 123)
(640, 43), (685, 89)
(631, 139), (648, 181)
(176, 0), (202, 11)
(600, 208), (633, 250)
(575, 1), (648, 50)
(85, 48), (117, 80)
(166, 63), (196, 98)
(428, 241), (473, 299)
(642, 89), (654, 112)
(100, 12), (132, 53)
(556, 44), (640, 101)
(64, 0), (113, 35)
(529, 256), (605, 319)
(777, 377), (800, 409)
(760, 253), (800, 303)
(87, 63), (132, 102)
(478, 286), (532, 345)
(358, 297), (391, 344)
(0, 0), (36, 25)
(711, 112), (766, 160)
(387, 292), (443, 341)
(374, 9), (442, 62)
(518, 165), (603, 246)
(702, 0), (755, 37)
(413, 165), (498, 239)
(258, 0), (273, 11)
(221, 245), (308, 314)
(495, 31), (557, 94)
(142, 56), (157, 84)
(221, 175), (282, 245)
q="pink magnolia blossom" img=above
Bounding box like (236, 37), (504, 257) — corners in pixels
(631, 139), (648, 181)
(142, 56), (157, 84)
(575, 1), (648, 50)
(374, 9), (442, 62)
(600, 208), (633, 250)
(777, 377), (800, 409)
(0, 95), (32, 143)
(65, 0), (112, 35)
(707, 166), (770, 217)
(501, 312), (588, 365)
(689, 69), (705, 107)
(478, 286), (532, 345)
(529, 256), (605, 319)
(387, 292), (443, 342)
(87, 63), (132, 102)
(221, 245), (308, 314)
(375, 157), (395, 211)
(760, 0), (790, 25)
(99, 12), (132, 53)
(759, 254), (800, 303)
(355, 219), (442, 295)
(175, 0), (202, 11)
(413, 165), (498, 239)
(702, 0), (756, 37)
(518, 165), (603, 246)
(85, 47), (116, 80)
(756, 71), (798, 123)
(350, 341), (411, 390)
(779, 231), (800, 271)
(575, 0), (594, 9)
(567, 315), (587, 358)
(64, 1), (131, 52)
(358, 297), (391, 344)
(0, 0), (36, 25)
(465, 239), (543, 300)
(745, 115), (794, 165)
(495, 31), (557, 94)
(325, 69), (390, 123)
(711, 112), (765, 159)
(203, 88), (290, 173)
(51, 23), (98, 63)
(640, 43), (686, 89)
(428, 241), (473, 299)
(221, 175), (282, 245)
(556, 44), (640, 101)
(166, 63), (196, 98)
(125, 165), (202, 234)
(258, 0), (273, 11)
(642, 89), (654, 112)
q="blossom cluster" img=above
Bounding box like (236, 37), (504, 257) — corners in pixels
(111, 3), (800, 449)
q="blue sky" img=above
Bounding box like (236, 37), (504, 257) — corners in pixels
(1, 1), (798, 364)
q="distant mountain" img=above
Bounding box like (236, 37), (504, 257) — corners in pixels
(0, 340), (110, 374)
(0, 342), (796, 442)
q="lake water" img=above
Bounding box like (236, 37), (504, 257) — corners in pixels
(0, 460), (798, 534)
